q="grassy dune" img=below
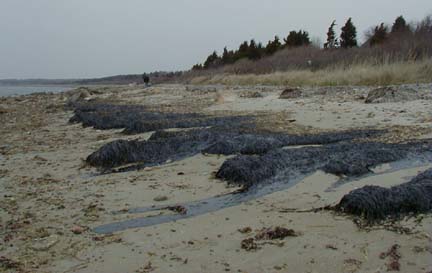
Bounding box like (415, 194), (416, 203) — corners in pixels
(189, 58), (432, 86)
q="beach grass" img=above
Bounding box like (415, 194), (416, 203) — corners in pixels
(189, 58), (432, 86)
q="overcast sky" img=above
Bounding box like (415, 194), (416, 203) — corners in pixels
(0, 0), (431, 79)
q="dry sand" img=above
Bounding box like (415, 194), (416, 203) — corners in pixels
(1, 84), (432, 273)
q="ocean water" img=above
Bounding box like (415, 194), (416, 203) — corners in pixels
(0, 85), (74, 97)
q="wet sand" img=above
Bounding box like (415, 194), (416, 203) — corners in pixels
(1, 84), (432, 273)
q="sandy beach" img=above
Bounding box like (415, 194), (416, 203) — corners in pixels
(1, 84), (432, 273)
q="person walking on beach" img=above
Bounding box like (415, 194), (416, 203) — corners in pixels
(142, 73), (150, 87)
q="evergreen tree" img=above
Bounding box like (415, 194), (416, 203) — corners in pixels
(273, 36), (282, 50)
(257, 42), (265, 56)
(324, 20), (338, 49)
(284, 31), (298, 47)
(340, 18), (358, 48)
(235, 41), (250, 61)
(369, 23), (388, 46)
(192, 63), (203, 70)
(391, 16), (410, 34)
(265, 36), (282, 55)
(203, 51), (221, 68)
(221, 47), (233, 64)
(247, 39), (261, 60)
(284, 30), (311, 48)
(265, 40), (273, 55)
(299, 30), (311, 46)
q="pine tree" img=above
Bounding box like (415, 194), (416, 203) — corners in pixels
(221, 47), (231, 64)
(299, 30), (311, 46)
(391, 16), (410, 34)
(284, 30), (311, 48)
(265, 40), (273, 55)
(192, 64), (203, 70)
(235, 41), (250, 61)
(273, 36), (282, 50)
(203, 51), (221, 69)
(369, 23), (388, 46)
(324, 20), (338, 49)
(257, 42), (265, 57)
(284, 31), (298, 47)
(265, 36), (282, 55)
(247, 39), (261, 60)
(340, 18), (358, 48)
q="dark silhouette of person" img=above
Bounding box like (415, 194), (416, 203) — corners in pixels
(142, 73), (150, 86)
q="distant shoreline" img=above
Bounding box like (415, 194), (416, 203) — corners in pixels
(0, 71), (182, 87)
(0, 85), (76, 97)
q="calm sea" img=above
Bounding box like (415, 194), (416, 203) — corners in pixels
(0, 85), (74, 97)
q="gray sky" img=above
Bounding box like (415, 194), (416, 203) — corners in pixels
(1, 0), (431, 79)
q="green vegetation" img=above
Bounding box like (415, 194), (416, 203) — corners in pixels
(340, 18), (357, 48)
(192, 31), (311, 70)
(324, 20), (339, 49)
(284, 30), (311, 48)
(391, 16), (410, 33)
(369, 23), (388, 46)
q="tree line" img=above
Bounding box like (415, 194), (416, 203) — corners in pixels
(193, 15), (413, 70)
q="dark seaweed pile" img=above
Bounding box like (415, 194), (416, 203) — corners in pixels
(69, 102), (251, 134)
(216, 141), (432, 189)
(87, 127), (383, 171)
(123, 116), (250, 134)
(87, 128), (225, 170)
(336, 168), (432, 220)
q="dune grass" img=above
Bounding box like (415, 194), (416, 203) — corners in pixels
(189, 58), (432, 86)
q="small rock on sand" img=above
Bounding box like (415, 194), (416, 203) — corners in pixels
(365, 86), (421, 103)
(215, 91), (225, 104)
(153, 195), (169, 202)
(66, 88), (91, 104)
(279, 87), (302, 99)
(71, 225), (86, 234)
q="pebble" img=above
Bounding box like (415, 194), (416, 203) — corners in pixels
(71, 225), (85, 234)
(154, 195), (168, 202)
